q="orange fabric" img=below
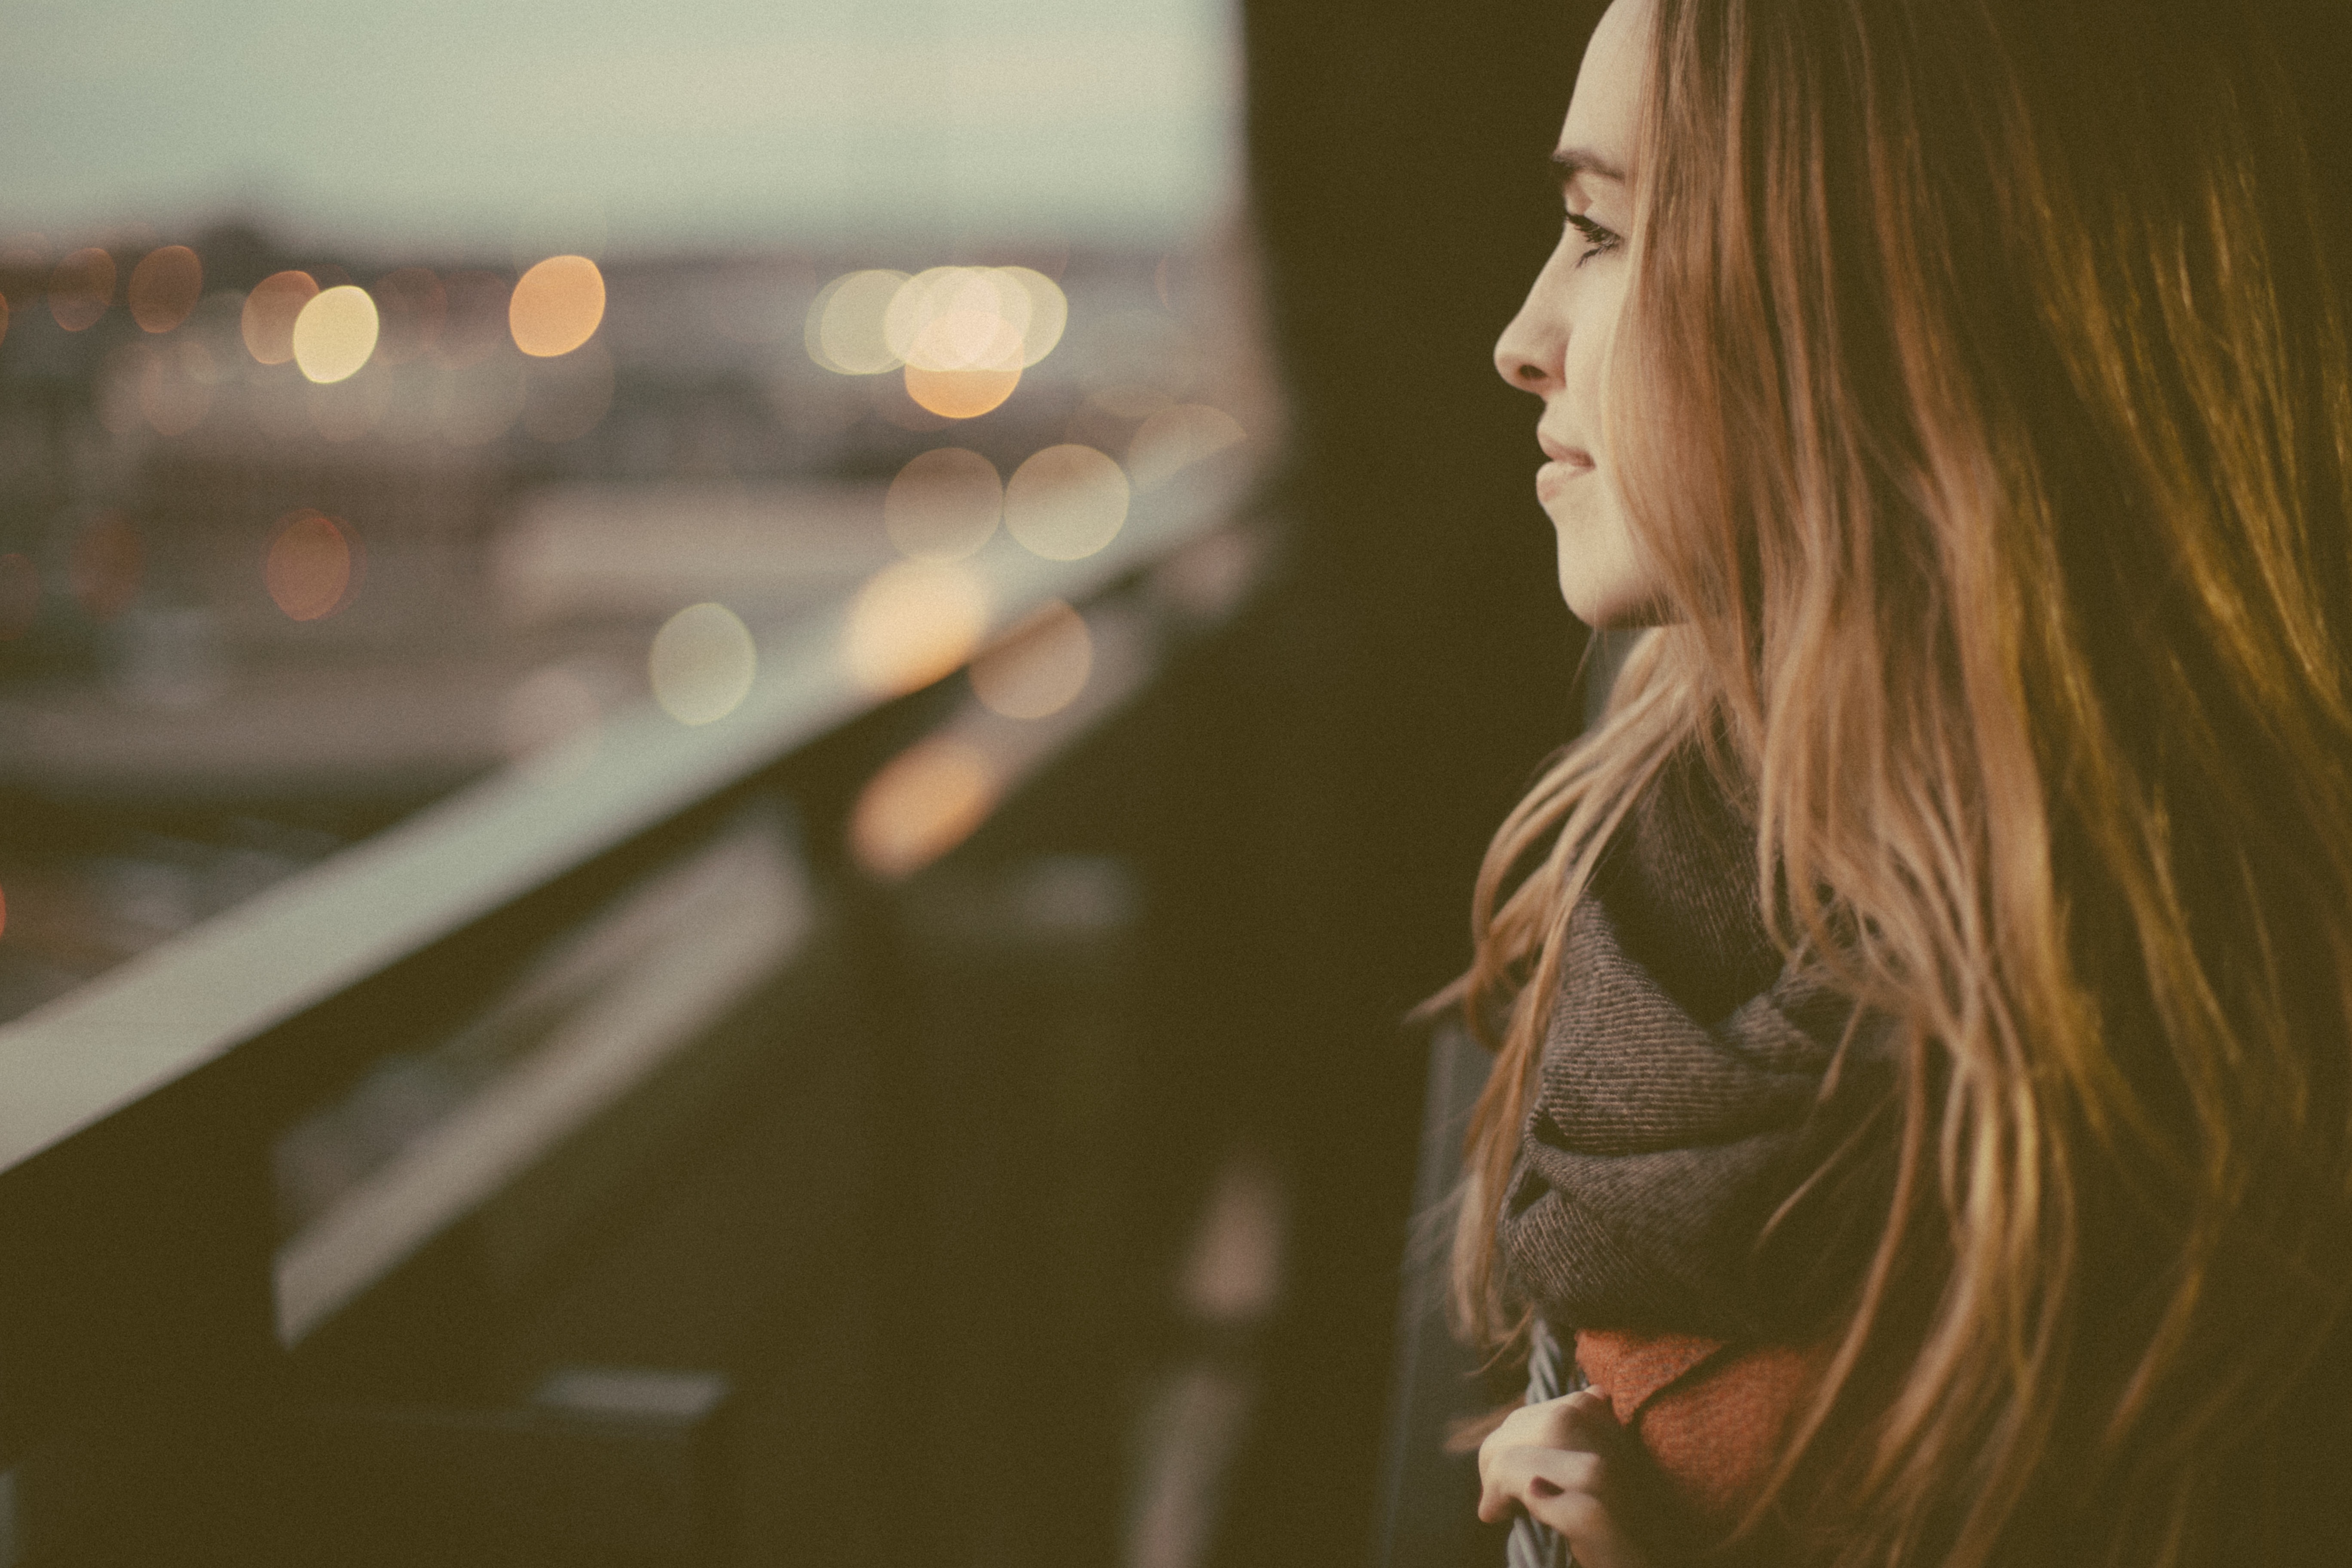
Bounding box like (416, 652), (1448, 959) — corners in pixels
(1575, 1329), (1816, 1530)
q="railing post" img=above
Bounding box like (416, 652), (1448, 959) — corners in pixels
(0, 1060), (282, 1565)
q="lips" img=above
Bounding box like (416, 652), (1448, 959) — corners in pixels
(1537, 432), (1595, 469)
(1535, 461), (1589, 502)
(1535, 431), (1595, 502)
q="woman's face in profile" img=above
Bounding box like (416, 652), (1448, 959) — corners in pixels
(1494, 0), (1657, 628)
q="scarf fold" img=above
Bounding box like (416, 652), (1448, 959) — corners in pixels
(1497, 747), (1899, 1345)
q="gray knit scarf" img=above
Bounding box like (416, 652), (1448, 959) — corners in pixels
(1498, 746), (1900, 1348)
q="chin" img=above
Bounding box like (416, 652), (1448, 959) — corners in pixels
(1557, 573), (1660, 630)
(1550, 512), (1661, 628)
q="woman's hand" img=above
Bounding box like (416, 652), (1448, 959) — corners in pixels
(1476, 1387), (1670, 1568)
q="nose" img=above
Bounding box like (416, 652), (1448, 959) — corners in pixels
(1494, 277), (1562, 397)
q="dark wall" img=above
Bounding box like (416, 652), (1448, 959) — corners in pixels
(1203, 5), (1606, 1567)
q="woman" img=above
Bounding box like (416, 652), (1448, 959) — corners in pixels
(1449, 0), (2352, 1564)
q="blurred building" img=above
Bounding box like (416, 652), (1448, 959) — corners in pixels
(0, 216), (1271, 1021)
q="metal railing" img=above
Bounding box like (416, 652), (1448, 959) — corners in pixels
(0, 450), (1268, 1566)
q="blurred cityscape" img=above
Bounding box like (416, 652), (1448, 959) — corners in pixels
(0, 214), (1271, 1024)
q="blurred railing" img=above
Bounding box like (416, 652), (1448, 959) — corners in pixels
(0, 447), (1269, 1566)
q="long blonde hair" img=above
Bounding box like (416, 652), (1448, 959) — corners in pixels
(1450, 1), (2352, 1562)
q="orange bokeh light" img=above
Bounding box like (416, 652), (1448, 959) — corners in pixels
(437, 271), (512, 368)
(265, 510), (360, 622)
(371, 268), (446, 366)
(128, 245), (202, 333)
(509, 255), (605, 358)
(0, 553), (39, 640)
(70, 513), (142, 620)
(969, 599), (1093, 720)
(904, 364), (1020, 420)
(48, 247), (117, 332)
(844, 560), (990, 696)
(849, 737), (1001, 881)
(241, 271), (319, 364)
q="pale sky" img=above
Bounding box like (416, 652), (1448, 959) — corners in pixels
(0, 0), (1240, 257)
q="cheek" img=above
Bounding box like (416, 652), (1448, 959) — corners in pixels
(1562, 303), (1625, 453)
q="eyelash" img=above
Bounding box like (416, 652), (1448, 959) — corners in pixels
(1565, 211), (1620, 266)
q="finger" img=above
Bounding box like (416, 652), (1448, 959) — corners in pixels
(1531, 1387), (1636, 1455)
(1476, 1439), (1567, 1523)
(1480, 1439), (1608, 1522)
(1523, 1485), (1657, 1568)
(1481, 1394), (1619, 1521)
(1476, 1437), (1577, 1523)
(1476, 1400), (1576, 1498)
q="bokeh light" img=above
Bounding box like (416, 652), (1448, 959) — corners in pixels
(870, 372), (956, 433)
(0, 553), (39, 641)
(292, 285), (380, 383)
(884, 447), (1002, 560)
(1128, 403), (1248, 490)
(807, 269), (910, 375)
(1004, 444), (1130, 561)
(904, 363), (1021, 420)
(70, 513), (142, 620)
(970, 599), (1093, 720)
(522, 341), (616, 443)
(241, 271), (319, 365)
(650, 603), (757, 725)
(849, 737), (1000, 881)
(875, 266), (1066, 378)
(436, 271), (513, 368)
(886, 268), (1027, 372)
(372, 268), (446, 365)
(141, 339), (219, 437)
(509, 255), (606, 358)
(47, 247), (117, 332)
(127, 245), (202, 333)
(265, 510), (360, 622)
(1001, 266), (1069, 367)
(844, 560), (989, 696)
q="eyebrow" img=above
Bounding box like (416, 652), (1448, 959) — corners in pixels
(1552, 146), (1628, 187)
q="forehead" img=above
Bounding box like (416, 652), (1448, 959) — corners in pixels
(1560, 0), (1651, 188)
